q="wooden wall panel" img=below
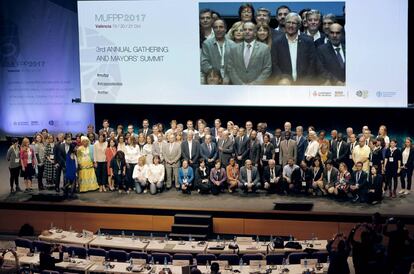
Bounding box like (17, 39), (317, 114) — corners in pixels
(152, 216), (174, 232)
(244, 219), (339, 240)
(213, 218), (244, 234)
(0, 210), (65, 233)
(64, 213), (153, 231)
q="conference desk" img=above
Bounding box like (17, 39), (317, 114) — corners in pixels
(3, 251), (40, 266)
(206, 240), (328, 254)
(90, 235), (149, 251)
(88, 262), (328, 274)
(39, 229), (96, 247)
(55, 258), (94, 272)
(145, 240), (207, 254)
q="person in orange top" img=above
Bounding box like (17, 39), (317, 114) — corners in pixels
(105, 139), (117, 191)
(226, 157), (240, 193)
(20, 137), (37, 191)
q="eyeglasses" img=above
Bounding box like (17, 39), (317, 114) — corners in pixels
(286, 21), (299, 25)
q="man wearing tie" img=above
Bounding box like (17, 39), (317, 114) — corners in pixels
(162, 134), (181, 189)
(333, 133), (349, 168)
(279, 131), (297, 166)
(181, 131), (200, 171)
(317, 23), (345, 85)
(98, 119), (114, 138)
(54, 133), (72, 192)
(272, 129), (283, 165)
(263, 159), (283, 193)
(138, 119), (152, 137)
(200, 135), (218, 169)
(212, 119), (221, 142)
(234, 128), (249, 167)
(293, 126), (307, 165)
(227, 21), (272, 85)
(248, 130), (261, 167)
(240, 159), (261, 193)
(218, 130), (234, 166)
(349, 161), (368, 203)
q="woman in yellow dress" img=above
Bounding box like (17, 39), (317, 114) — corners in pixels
(77, 136), (99, 192)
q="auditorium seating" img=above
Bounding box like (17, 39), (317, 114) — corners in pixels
(66, 246), (87, 259)
(129, 251), (150, 262)
(217, 254), (239, 265)
(195, 253), (216, 265)
(287, 252), (309, 264)
(266, 254), (285, 265)
(241, 253), (265, 264)
(151, 252), (172, 264)
(15, 238), (33, 250)
(173, 253), (194, 264)
(107, 249), (129, 262)
(87, 247), (107, 258)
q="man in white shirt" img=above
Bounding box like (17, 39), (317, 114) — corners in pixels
(304, 131), (319, 166)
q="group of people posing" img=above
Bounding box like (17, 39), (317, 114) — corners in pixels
(200, 4), (346, 86)
(6, 119), (413, 205)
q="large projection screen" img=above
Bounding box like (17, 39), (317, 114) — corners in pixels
(77, 0), (408, 107)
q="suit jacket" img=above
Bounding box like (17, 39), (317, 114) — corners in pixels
(200, 142), (218, 162)
(351, 170), (368, 189)
(293, 135), (308, 164)
(263, 165), (282, 183)
(367, 174), (383, 193)
(292, 167), (313, 185)
(260, 142), (275, 162)
(200, 37), (236, 82)
(248, 140), (261, 166)
(323, 167), (339, 185)
(162, 142), (181, 167)
(317, 41), (346, 83)
(234, 135), (250, 160)
(217, 138), (234, 165)
(240, 166), (260, 186)
(227, 40), (272, 85)
(402, 147), (414, 170)
(181, 140), (200, 163)
(138, 128), (152, 137)
(279, 139), (297, 166)
(152, 141), (166, 162)
(271, 33), (321, 85)
(54, 142), (68, 167)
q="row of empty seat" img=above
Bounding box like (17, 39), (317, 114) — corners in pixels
(15, 238), (329, 265)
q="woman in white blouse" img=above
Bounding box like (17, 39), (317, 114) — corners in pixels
(132, 156), (148, 194)
(117, 135), (127, 154)
(146, 155), (165, 194)
(125, 136), (140, 194)
(400, 137), (413, 195)
(377, 125), (390, 148)
(143, 135), (154, 165)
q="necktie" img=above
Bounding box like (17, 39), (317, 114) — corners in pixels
(208, 143), (211, 153)
(244, 44), (251, 68)
(335, 47), (344, 68)
(357, 172), (360, 182)
(271, 168), (274, 179)
(337, 142), (341, 158)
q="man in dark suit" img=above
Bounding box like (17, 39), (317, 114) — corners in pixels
(349, 161), (368, 203)
(293, 126), (307, 165)
(263, 159), (283, 193)
(54, 133), (72, 192)
(248, 130), (261, 167)
(200, 134), (218, 169)
(333, 133), (349, 168)
(240, 159), (261, 193)
(212, 119), (221, 142)
(217, 130), (234, 166)
(323, 160), (339, 195)
(291, 160), (313, 194)
(317, 23), (345, 85)
(138, 119), (152, 137)
(98, 119), (114, 138)
(181, 131), (200, 171)
(227, 22), (272, 85)
(271, 129), (282, 165)
(304, 9), (326, 47)
(271, 12), (321, 85)
(234, 128), (250, 167)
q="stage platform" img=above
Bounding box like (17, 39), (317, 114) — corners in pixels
(1, 187), (414, 240)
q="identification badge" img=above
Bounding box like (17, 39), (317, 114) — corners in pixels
(349, 155), (352, 159)
(302, 181), (307, 187)
(275, 148), (280, 153)
(389, 157), (394, 162)
(15, 158), (20, 163)
(50, 155), (54, 160)
(262, 155), (267, 160)
(118, 170), (121, 175)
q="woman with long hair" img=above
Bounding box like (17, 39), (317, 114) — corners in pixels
(20, 137), (37, 191)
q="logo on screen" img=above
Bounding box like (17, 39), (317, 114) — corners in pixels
(356, 90), (368, 99)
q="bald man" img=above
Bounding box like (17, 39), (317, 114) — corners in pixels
(317, 23), (345, 85)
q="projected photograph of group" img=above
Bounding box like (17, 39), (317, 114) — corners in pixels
(199, 2), (345, 86)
